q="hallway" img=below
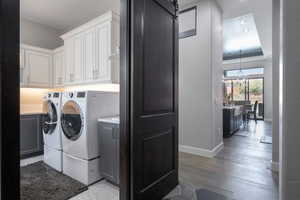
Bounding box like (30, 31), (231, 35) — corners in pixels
(178, 121), (279, 200)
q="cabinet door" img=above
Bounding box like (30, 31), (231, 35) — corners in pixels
(25, 50), (52, 87)
(64, 39), (74, 84)
(20, 48), (26, 86)
(99, 123), (115, 181)
(20, 115), (43, 159)
(73, 35), (84, 83)
(95, 23), (111, 82)
(83, 29), (96, 82)
(54, 50), (64, 87)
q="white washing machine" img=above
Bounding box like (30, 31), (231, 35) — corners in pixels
(61, 91), (119, 185)
(42, 92), (63, 172)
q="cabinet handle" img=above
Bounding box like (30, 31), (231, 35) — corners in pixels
(27, 75), (30, 83)
(95, 69), (99, 79)
(58, 77), (63, 84)
(92, 69), (95, 80)
(70, 73), (74, 82)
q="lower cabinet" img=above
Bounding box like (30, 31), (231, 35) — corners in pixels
(223, 108), (242, 137)
(20, 114), (44, 159)
(98, 121), (119, 185)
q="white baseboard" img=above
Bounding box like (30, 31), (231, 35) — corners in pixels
(179, 142), (224, 158)
(270, 160), (279, 172)
(264, 118), (273, 122)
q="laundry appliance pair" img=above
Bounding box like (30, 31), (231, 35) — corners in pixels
(42, 91), (119, 185)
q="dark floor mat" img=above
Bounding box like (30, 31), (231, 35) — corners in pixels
(21, 161), (87, 200)
(164, 183), (234, 200)
(196, 188), (229, 200)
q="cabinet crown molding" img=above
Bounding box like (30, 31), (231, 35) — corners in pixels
(60, 10), (120, 40)
(21, 44), (53, 54)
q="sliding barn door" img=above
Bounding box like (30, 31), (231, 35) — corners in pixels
(130, 0), (179, 199)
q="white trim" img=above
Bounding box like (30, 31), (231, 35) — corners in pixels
(264, 118), (273, 122)
(270, 160), (279, 172)
(53, 46), (64, 53)
(21, 44), (53, 54)
(179, 142), (224, 158)
(223, 55), (272, 65)
(20, 155), (43, 167)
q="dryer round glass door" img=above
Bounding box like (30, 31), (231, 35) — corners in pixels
(61, 101), (83, 141)
(43, 100), (58, 134)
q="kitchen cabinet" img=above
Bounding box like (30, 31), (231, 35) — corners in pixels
(223, 107), (243, 137)
(21, 44), (53, 88)
(25, 49), (52, 87)
(83, 28), (96, 82)
(95, 22), (111, 82)
(98, 118), (119, 185)
(20, 114), (44, 159)
(63, 35), (84, 84)
(53, 47), (64, 87)
(61, 11), (120, 85)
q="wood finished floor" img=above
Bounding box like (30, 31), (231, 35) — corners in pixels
(179, 121), (279, 200)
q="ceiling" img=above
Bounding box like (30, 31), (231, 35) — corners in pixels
(179, 0), (272, 57)
(22, 0), (272, 56)
(223, 14), (263, 58)
(21, 0), (120, 32)
(217, 0), (272, 57)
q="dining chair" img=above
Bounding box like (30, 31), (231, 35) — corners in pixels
(247, 101), (258, 123)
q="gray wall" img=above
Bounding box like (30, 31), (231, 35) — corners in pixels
(179, 0), (223, 151)
(21, 18), (63, 49)
(211, 1), (223, 148)
(272, 0), (280, 165)
(264, 60), (273, 121)
(280, 0), (300, 199)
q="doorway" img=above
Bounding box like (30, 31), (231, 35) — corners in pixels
(1, 0), (179, 200)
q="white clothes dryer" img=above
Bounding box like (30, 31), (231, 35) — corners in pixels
(61, 91), (119, 185)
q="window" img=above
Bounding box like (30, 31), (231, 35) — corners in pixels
(224, 78), (264, 119)
(224, 67), (264, 78)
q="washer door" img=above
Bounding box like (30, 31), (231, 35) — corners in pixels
(43, 100), (58, 134)
(61, 101), (83, 141)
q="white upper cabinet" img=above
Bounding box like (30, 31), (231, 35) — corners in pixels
(83, 28), (96, 82)
(95, 22), (110, 82)
(53, 47), (64, 87)
(22, 45), (52, 88)
(64, 39), (74, 84)
(61, 11), (120, 85)
(73, 35), (84, 83)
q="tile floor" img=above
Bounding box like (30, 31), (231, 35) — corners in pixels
(20, 156), (119, 200)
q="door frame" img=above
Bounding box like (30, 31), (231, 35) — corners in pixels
(0, 0), (132, 199)
(0, 0), (20, 199)
(119, 0), (131, 199)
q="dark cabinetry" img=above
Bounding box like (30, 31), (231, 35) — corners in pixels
(223, 108), (242, 137)
(98, 120), (119, 185)
(20, 114), (44, 159)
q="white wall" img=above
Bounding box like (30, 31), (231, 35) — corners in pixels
(179, 0), (223, 155)
(280, 0), (300, 199)
(223, 56), (273, 121)
(21, 18), (63, 49)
